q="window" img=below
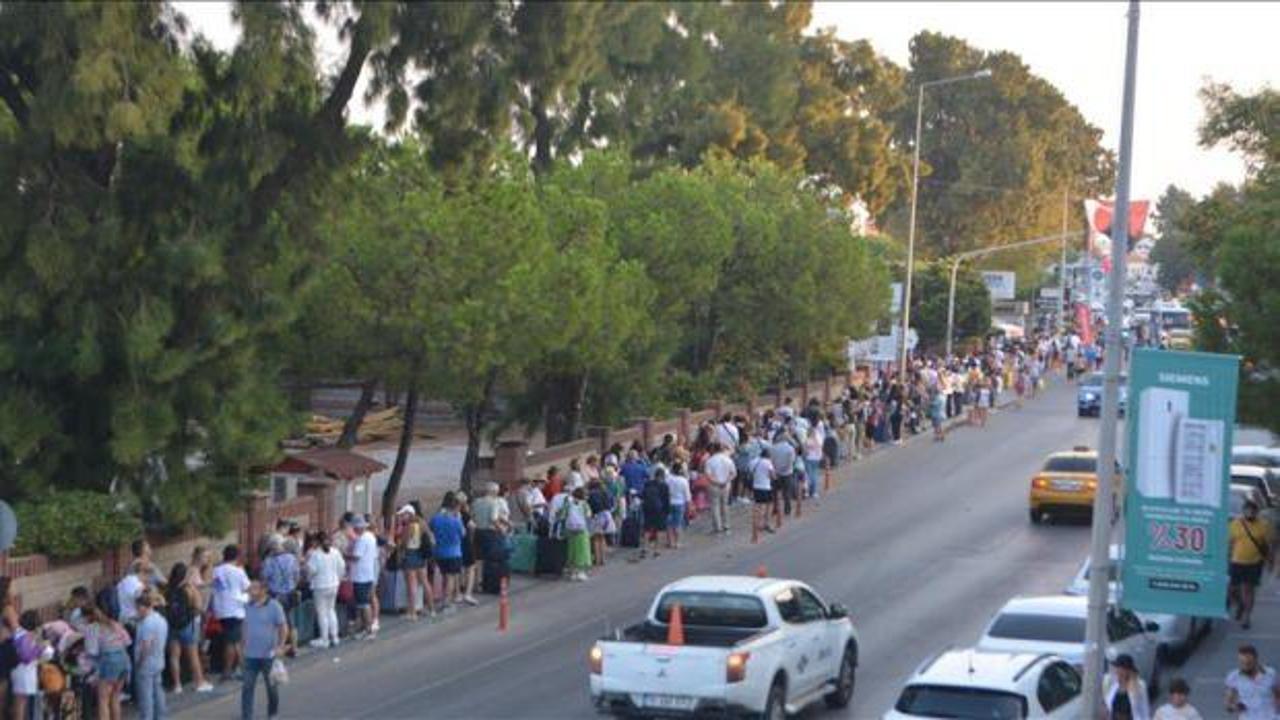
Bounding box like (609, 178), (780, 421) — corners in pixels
(793, 588), (828, 623)
(987, 613), (1085, 643)
(1036, 661), (1082, 712)
(775, 588), (804, 624)
(654, 592), (768, 629)
(1107, 609), (1144, 642)
(1233, 454), (1279, 469)
(1043, 456), (1097, 473)
(894, 685), (1027, 719)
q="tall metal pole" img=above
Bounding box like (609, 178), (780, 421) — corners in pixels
(899, 84), (925, 382)
(1059, 186), (1070, 335)
(945, 259), (961, 359)
(1082, 1), (1140, 713)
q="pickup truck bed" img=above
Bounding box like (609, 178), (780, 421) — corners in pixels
(618, 621), (762, 648)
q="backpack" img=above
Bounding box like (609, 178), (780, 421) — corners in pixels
(95, 585), (120, 621)
(166, 586), (193, 630)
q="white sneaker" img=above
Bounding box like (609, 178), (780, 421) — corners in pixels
(309, 639), (329, 649)
(462, 595), (479, 606)
(195, 682), (215, 693)
(371, 620), (381, 633)
(172, 685), (183, 696)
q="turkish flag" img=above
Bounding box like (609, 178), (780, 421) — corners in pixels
(1085, 198), (1150, 251)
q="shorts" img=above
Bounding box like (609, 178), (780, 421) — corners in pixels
(96, 649), (131, 683)
(436, 557), (463, 576)
(175, 617), (200, 647)
(402, 548), (427, 570)
(753, 489), (774, 505)
(1230, 562), (1264, 587)
(353, 581), (374, 608)
(218, 617), (243, 644)
(667, 505), (687, 530)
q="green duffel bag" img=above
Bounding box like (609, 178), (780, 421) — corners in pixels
(509, 532), (537, 574)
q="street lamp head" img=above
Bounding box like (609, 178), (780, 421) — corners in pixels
(973, 69), (993, 79)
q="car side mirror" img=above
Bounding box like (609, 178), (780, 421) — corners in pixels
(1144, 621), (1160, 633)
(827, 603), (849, 620)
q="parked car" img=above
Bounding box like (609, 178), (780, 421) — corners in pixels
(976, 595), (1162, 700)
(1231, 465), (1277, 508)
(589, 575), (858, 718)
(1230, 483), (1267, 517)
(1064, 545), (1210, 662)
(1077, 373), (1127, 417)
(886, 649), (1082, 719)
(1231, 446), (1280, 496)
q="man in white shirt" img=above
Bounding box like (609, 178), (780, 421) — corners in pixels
(115, 560), (148, 625)
(1225, 644), (1280, 720)
(715, 415), (739, 451)
(349, 515), (380, 639)
(210, 544), (250, 682)
(703, 443), (737, 534)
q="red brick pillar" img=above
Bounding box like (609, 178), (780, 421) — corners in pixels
(676, 409), (692, 445)
(636, 418), (654, 453)
(823, 375), (832, 405)
(773, 387), (783, 409)
(799, 383), (809, 408)
(587, 426), (612, 457)
(243, 491), (270, 568)
(494, 441), (529, 494)
(745, 397), (756, 424)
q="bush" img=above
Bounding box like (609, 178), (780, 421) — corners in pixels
(12, 490), (142, 560)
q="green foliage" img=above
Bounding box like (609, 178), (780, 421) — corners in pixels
(883, 32), (1113, 276)
(1150, 185), (1199, 293)
(13, 491), (142, 560)
(1185, 83), (1280, 433)
(908, 263), (992, 351)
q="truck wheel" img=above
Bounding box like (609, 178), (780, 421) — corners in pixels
(824, 647), (856, 708)
(759, 677), (786, 720)
(1029, 508), (1042, 525)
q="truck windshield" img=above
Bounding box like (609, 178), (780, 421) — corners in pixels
(895, 685), (1027, 719)
(654, 592), (768, 629)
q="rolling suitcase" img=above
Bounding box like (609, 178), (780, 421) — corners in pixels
(509, 533), (537, 574)
(535, 536), (568, 576)
(378, 569), (408, 614)
(620, 510), (642, 548)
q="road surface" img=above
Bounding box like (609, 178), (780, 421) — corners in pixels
(182, 380), (1106, 719)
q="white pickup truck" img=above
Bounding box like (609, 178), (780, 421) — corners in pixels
(588, 575), (859, 719)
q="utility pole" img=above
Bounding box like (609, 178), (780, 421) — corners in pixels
(1082, 0), (1140, 713)
(1059, 186), (1070, 334)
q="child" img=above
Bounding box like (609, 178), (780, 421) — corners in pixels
(12, 611), (52, 720)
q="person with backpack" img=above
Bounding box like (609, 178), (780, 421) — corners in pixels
(261, 538), (300, 657)
(1227, 500), (1274, 630)
(562, 487), (594, 581)
(640, 467), (671, 558)
(165, 563), (213, 694)
(84, 604), (131, 720)
(586, 479), (615, 568)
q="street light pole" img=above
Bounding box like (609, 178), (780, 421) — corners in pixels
(943, 231), (1076, 357)
(1082, 0), (1141, 713)
(1059, 186), (1070, 334)
(899, 69), (992, 373)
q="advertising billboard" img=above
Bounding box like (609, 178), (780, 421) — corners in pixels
(1121, 348), (1240, 618)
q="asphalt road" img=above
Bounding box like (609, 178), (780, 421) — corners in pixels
(182, 380), (1107, 719)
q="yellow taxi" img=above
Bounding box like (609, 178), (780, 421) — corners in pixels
(1029, 446), (1123, 524)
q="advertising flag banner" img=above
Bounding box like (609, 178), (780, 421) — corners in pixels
(1084, 198), (1151, 257)
(1122, 349), (1240, 618)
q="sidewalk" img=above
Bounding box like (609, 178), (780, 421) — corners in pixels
(1174, 577), (1280, 717)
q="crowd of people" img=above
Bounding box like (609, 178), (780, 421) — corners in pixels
(5, 328), (1271, 719)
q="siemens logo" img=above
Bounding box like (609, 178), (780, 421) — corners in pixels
(1157, 373), (1209, 387)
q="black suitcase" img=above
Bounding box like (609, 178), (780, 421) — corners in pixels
(482, 556), (509, 595)
(620, 514), (642, 548)
(535, 536), (567, 576)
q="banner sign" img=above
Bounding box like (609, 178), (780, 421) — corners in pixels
(981, 271), (1016, 301)
(1122, 349), (1240, 618)
(1085, 198), (1151, 255)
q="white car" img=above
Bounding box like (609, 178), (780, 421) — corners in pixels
(1065, 545), (1210, 661)
(976, 595), (1162, 699)
(589, 576), (858, 718)
(1232, 446), (1280, 495)
(886, 648), (1082, 719)
(1232, 465), (1278, 508)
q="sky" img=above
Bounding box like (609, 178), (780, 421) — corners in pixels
(179, 1), (1278, 204)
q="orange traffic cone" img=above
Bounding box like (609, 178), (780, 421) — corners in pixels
(667, 603), (685, 646)
(497, 577), (510, 632)
(755, 564), (767, 578)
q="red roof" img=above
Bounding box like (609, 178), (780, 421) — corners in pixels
(276, 448), (387, 481)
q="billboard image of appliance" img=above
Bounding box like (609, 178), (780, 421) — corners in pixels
(1135, 387), (1223, 507)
